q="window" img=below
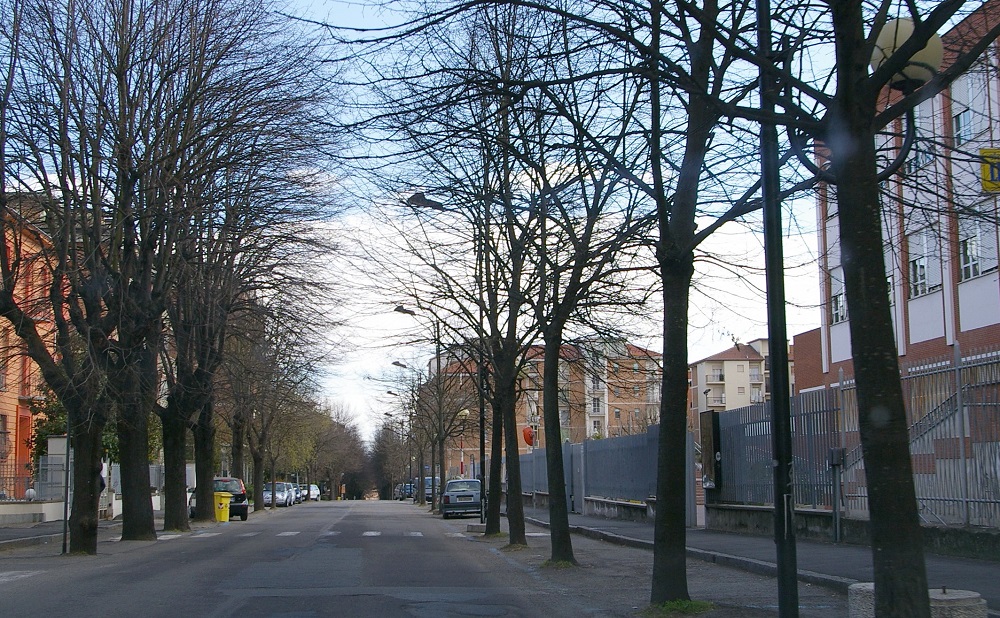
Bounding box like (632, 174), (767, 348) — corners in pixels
(954, 109), (972, 146)
(632, 385), (640, 397)
(738, 387), (745, 394)
(591, 397), (601, 415)
(960, 235), (980, 280)
(751, 387), (763, 403)
(959, 213), (998, 281)
(613, 386), (620, 397)
(614, 408), (621, 419)
(831, 292), (848, 324)
(908, 229), (941, 298)
(591, 373), (601, 390)
(830, 267), (848, 323)
(737, 364), (744, 373)
(592, 420), (602, 435)
(632, 361), (640, 375)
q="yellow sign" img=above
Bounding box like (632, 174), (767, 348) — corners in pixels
(982, 149), (1000, 192)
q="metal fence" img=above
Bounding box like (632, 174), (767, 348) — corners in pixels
(518, 426), (696, 523)
(714, 344), (1000, 528)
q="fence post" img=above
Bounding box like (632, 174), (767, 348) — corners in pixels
(954, 342), (970, 526)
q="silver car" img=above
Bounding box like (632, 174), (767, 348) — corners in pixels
(440, 479), (482, 519)
(262, 482), (293, 507)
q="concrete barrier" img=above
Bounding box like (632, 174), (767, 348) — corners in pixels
(848, 583), (986, 618)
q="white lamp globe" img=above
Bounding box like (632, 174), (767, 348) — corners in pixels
(870, 18), (944, 90)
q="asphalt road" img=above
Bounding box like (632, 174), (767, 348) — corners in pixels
(0, 500), (611, 617)
(0, 500), (850, 617)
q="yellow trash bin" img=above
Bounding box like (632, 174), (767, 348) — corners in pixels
(214, 492), (233, 522)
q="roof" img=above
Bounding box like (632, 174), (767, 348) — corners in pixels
(692, 343), (765, 365)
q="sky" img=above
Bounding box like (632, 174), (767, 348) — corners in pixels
(302, 1), (823, 441)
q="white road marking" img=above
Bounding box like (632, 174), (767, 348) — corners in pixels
(195, 532), (221, 538)
(237, 532), (261, 537)
(445, 532), (466, 538)
(321, 531), (340, 536)
(362, 531), (381, 536)
(158, 534), (182, 541)
(405, 532), (423, 537)
(276, 531), (299, 537)
(0, 571), (42, 583)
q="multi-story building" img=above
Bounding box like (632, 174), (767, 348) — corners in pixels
(0, 198), (56, 499)
(798, 4), (1000, 390)
(688, 339), (768, 422)
(513, 341), (662, 454)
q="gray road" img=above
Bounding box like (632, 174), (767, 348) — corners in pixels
(0, 500), (642, 617)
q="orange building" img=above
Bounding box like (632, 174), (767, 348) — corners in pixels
(1, 198), (56, 500)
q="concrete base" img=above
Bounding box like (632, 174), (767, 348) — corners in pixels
(466, 523), (486, 533)
(848, 583), (986, 618)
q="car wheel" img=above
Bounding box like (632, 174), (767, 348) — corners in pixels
(240, 511), (248, 521)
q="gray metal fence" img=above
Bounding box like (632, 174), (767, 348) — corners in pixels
(519, 426), (696, 523)
(715, 344), (1000, 529)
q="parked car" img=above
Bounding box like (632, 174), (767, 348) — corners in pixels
(188, 477), (250, 521)
(440, 479), (481, 519)
(299, 483), (320, 501)
(262, 482), (293, 507)
(398, 483), (413, 500)
(422, 476), (441, 502)
(292, 484), (303, 503)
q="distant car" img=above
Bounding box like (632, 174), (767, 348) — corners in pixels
(300, 484), (320, 501)
(188, 477), (249, 521)
(292, 484), (303, 504)
(398, 483), (414, 500)
(422, 476), (441, 502)
(440, 479), (481, 519)
(262, 482), (293, 507)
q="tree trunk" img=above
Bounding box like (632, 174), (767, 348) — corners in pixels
(497, 367), (526, 546)
(430, 440), (438, 510)
(542, 329), (575, 563)
(828, 4), (930, 616)
(193, 400), (216, 520)
(650, 259), (694, 603)
(117, 403), (156, 541)
(252, 452), (265, 511)
(68, 409), (105, 554)
(232, 411), (246, 483)
(486, 396), (503, 534)
(161, 410), (190, 531)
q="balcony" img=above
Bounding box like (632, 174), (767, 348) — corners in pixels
(706, 373), (725, 383)
(749, 372), (763, 383)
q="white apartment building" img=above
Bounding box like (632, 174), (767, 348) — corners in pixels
(689, 339), (770, 415)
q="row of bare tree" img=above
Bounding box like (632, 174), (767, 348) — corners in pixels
(335, 0), (1000, 616)
(0, 0), (351, 552)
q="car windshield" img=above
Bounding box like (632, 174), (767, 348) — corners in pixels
(446, 480), (480, 492)
(213, 479), (243, 493)
(265, 483), (281, 491)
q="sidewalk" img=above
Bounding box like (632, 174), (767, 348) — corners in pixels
(521, 506), (1000, 616)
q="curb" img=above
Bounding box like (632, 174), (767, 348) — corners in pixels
(525, 516), (859, 594)
(0, 533), (62, 552)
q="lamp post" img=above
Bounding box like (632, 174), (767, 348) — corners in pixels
(758, 10), (941, 616)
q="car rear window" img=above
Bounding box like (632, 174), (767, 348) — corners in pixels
(447, 480), (479, 492)
(214, 479), (244, 492)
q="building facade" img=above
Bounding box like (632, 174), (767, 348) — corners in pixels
(799, 4), (1000, 390)
(513, 341), (662, 455)
(1, 200), (56, 500)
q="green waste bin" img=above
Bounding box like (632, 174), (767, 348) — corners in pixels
(214, 492), (233, 522)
